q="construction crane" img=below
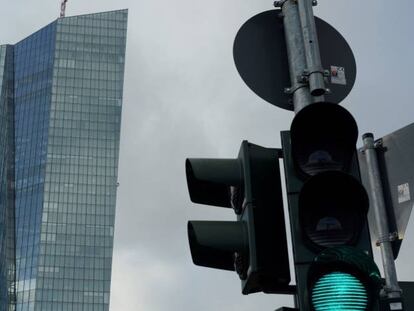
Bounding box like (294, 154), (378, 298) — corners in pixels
(60, 0), (68, 18)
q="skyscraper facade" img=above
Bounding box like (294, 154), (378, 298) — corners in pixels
(0, 44), (16, 311)
(0, 9), (127, 311)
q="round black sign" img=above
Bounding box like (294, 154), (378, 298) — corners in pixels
(233, 10), (357, 110)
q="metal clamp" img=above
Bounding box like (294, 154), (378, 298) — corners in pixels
(284, 83), (307, 94)
(305, 69), (331, 78)
(288, 70), (330, 96)
(360, 137), (386, 155)
(376, 232), (399, 246)
(298, 68), (332, 95)
(301, 68), (329, 79)
(381, 284), (403, 296)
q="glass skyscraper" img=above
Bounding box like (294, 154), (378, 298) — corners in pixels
(0, 9), (127, 311)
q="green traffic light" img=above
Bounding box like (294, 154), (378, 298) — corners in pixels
(311, 271), (368, 311)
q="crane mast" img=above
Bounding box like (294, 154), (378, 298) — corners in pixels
(60, 0), (68, 18)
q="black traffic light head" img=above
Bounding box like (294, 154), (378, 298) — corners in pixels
(186, 141), (290, 294)
(290, 102), (358, 176)
(281, 102), (375, 311)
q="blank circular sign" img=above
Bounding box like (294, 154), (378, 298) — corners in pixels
(233, 10), (357, 111)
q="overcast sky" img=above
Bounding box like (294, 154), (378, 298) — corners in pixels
(1, 0), (414, 310)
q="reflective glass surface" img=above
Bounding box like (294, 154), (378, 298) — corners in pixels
(1, 9), (127, 311)
(0, 45), (16, 311)
(14, 21), (57, 311)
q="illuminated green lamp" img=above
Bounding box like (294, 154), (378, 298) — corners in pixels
(312, 271), (368, 310)
(308, 246), (382, 311)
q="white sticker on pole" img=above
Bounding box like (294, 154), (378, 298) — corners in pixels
(398, 183), (411, 203)
(330, 66), (347, 85)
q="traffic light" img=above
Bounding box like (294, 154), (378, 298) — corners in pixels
(281, 102), (382, 311)
(186, 141), (291, 294)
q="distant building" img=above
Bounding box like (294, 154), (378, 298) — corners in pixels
(0, 9), (127, 311)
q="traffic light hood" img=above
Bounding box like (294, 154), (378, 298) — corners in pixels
(290, 102), (358, 177)
(299, 171), (369, 250)
(188, 220), (248, 271)
(186, 158), (242, 207)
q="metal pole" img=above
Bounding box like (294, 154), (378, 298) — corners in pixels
(279, 0), (325, 114)
(280, 0), (312, 113)
(362, 133), (402, 299)
(297, 0), (326, 97)
(279, 1), (326, 308)
(279, 3), (310, 303)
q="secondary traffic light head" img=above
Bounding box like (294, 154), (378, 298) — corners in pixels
(186, 141), (290, 294)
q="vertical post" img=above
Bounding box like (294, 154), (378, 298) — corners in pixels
(281, 0), (312, 113)
(297, 0), (326, 97)
(362, 133), (402, 300)
(279, 3), (307, 301)
(279, 0), (325, 114)
(279, 1), (327, 307)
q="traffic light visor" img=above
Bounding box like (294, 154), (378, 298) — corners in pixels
(290, 102), (358, 176)
(186, 158), (242, 207)
(188, 221), (248, 271)
(299, 171), (369, 249)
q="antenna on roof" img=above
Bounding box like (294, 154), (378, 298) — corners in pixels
(60, 0), (68, 18)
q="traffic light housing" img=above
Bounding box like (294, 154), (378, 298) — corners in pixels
(186, 141), (291, 294)
(282, 102), (381, 311)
